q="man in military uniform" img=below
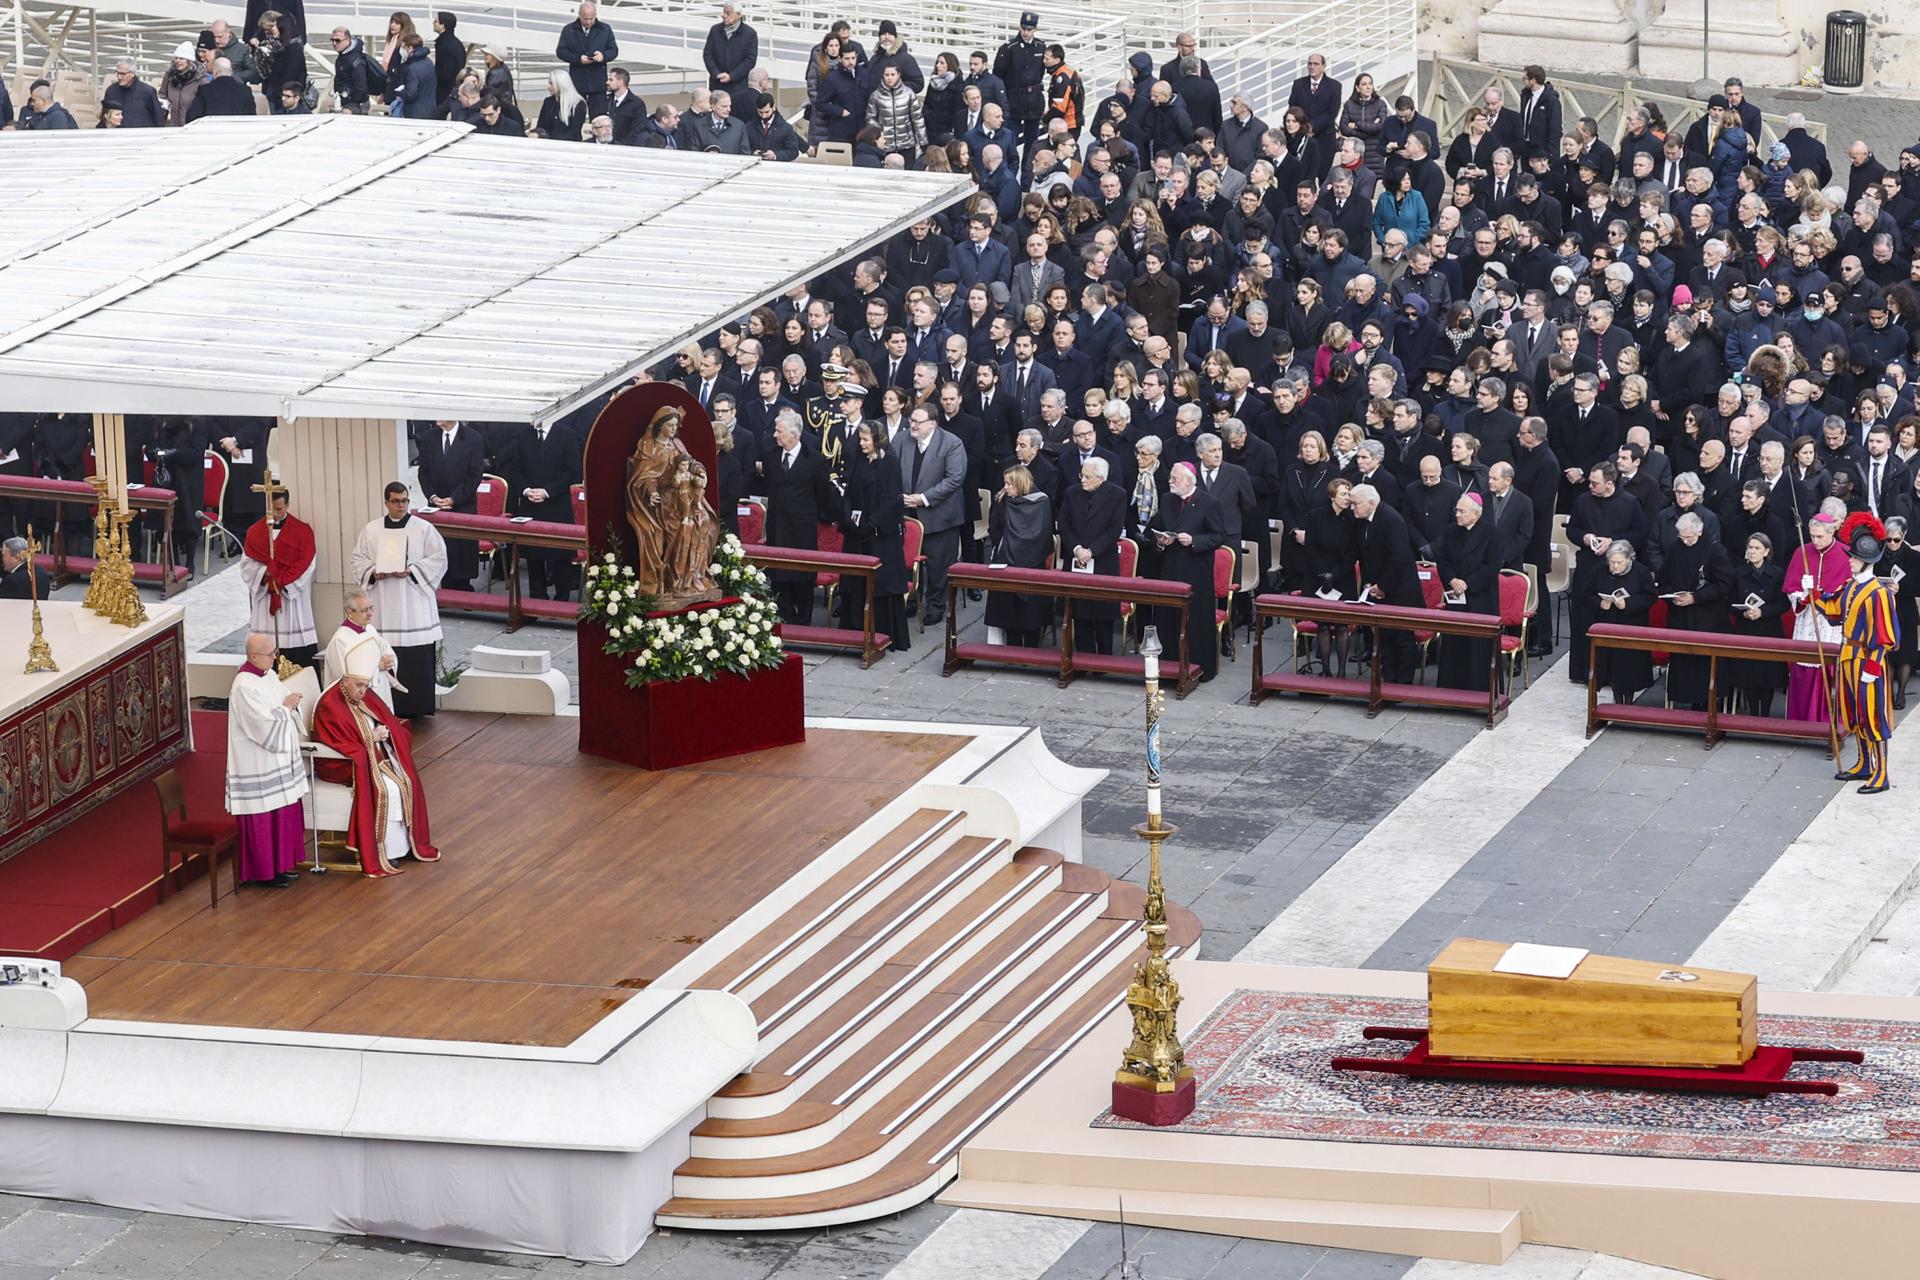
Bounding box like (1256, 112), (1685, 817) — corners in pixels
(993, 11), (1047, 172)
(804, 365), (865, 489)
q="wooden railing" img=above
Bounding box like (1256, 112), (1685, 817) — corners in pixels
(741, 543), (891, 669)
(1584, 623), (1841, 750)
(0, 475), (187, 596)
(415, 513), (892, 665)
(1251, 593), (1511, 727)
(940, 563), (1201, 699)
(421, 510), (584, 632)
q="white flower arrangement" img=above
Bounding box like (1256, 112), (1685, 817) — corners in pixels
(580, 534), (785, 685)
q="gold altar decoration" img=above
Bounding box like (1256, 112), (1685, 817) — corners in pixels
(625, 405), (721, 610)
(22, 525), (57, 675)
(105, 508), (148, 628)
(1116, 626), (1192, 1096)
(82, 474), (112, 615)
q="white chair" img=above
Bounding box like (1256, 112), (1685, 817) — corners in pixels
(283, 665), (354, 860)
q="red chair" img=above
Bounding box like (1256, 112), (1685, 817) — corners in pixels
(1116, 536), (1139, 647)
(1413, 562), (1443, 682)
(737, 498), (766, 546)
(474, 473), (508, 590)
(902, 517), (926, 624)
(1497, 568), (1531, 688)
(815, 521), (844, 616)
(571, 484), (588, 566)
(199, 450), (241, 574)
(1212, 545), (1237, 658)
(154, 768), (238, 909)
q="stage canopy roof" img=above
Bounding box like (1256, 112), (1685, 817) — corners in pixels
(0, 115), (970, 425)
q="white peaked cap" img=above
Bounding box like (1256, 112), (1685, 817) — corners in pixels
(343, 633), (383, 681)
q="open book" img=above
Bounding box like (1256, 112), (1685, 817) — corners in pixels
(1741, 593), (1766, 610)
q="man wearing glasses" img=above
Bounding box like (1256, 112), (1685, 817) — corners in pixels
(329, 28), (374, 114)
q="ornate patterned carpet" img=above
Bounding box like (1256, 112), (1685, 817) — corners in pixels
(1092, 991), (1920, 1171)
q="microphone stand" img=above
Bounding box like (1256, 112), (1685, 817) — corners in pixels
(1784, 472), (1844, 763)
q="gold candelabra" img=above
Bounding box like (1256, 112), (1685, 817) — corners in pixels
(82, 474), (112, 614)
(22, 524), (56, 674)
(105, 508), (148, 627)
(1116, 625), (1193, 1100)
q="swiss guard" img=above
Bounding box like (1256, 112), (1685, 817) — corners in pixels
(1817, 512), (1902, 794)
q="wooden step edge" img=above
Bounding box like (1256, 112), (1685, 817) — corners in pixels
(716, 1071), (792, 1099)
(753, 865), (1075, 1075)
(692, 808), (962, 990)
(691, 1101), (843, 1139)
(655, 1160), (955, 1228)
(1010, 846), (1066, 868)
(800, 896), (1122, 1105)
(1058, 860), (1111, 893)
(744, 835), (1012, 1024)
(681, 923), (1141, 1180)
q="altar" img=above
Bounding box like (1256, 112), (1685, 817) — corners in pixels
(0, 601), (187, 864)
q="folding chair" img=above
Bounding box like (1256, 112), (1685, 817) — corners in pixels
(474, 473), (508, 590)
(1497, 568), (1531, 689)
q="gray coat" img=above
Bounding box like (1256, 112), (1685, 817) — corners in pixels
(897, 427), (969, 533)
(866, 81), (925, 154)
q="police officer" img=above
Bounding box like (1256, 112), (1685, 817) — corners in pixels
(993, 11), (1047, 172)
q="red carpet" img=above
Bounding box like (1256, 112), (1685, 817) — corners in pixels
(0, 710), (228, 960)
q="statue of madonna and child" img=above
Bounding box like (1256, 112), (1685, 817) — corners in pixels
(624, 405), (723, 609)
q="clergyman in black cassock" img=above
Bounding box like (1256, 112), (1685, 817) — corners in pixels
(1147, 465), (1227, 681)
(1435, 493), (1504, 692)
(1353, 487), (1424, 683)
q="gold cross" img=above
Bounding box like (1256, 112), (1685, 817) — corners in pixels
(251, 466), (289, 505)
(23, 524), (40, 587)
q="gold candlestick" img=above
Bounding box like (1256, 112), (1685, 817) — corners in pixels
(23, 525), (57, 674)
(1114, 626), (1193, 1122)
(107, 508), (147, 627)
(82, 474), (112, 614)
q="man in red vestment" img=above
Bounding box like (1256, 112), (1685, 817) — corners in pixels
(311, 633), (440, 876)
(241, 488), (320, 670)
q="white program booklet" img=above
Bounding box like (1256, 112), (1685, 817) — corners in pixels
(1493, 942), (1589, 979)
(375, 530), (407, 576)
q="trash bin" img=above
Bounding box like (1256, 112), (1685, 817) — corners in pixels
(1825, 10), (1868, 91)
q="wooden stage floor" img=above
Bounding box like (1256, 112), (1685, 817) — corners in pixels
(66, 713), (968, 1048)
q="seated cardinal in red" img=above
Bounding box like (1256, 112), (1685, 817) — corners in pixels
(311, 633), (440, 876)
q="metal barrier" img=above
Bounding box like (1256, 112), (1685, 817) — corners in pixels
(1207, 0), (1419, 123)
(1422, 55), (1828, 155)
(1584, 622), (1842, 751)
(1250, 593), (1511, 727)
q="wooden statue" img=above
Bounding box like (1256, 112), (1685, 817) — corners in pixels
(625, 405), (721, 608)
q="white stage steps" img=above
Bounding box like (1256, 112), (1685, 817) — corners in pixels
(658, 806), (1200, 1229)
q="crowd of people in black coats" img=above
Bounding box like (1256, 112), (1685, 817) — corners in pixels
(14, 8), (1920, 710)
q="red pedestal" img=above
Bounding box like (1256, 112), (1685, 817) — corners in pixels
(1111, 1075), (1196, 1126)
(573, 384), (807, 770)
(578, 650), (805, 770)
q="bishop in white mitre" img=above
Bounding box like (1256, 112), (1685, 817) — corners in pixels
(347, 481), (448, 719)
(225, 633), (310, 888)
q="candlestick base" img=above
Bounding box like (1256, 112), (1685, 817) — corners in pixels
(1112, 1072), (1195, 1125)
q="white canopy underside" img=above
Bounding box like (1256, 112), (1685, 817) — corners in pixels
(0, 115), (971, 424)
